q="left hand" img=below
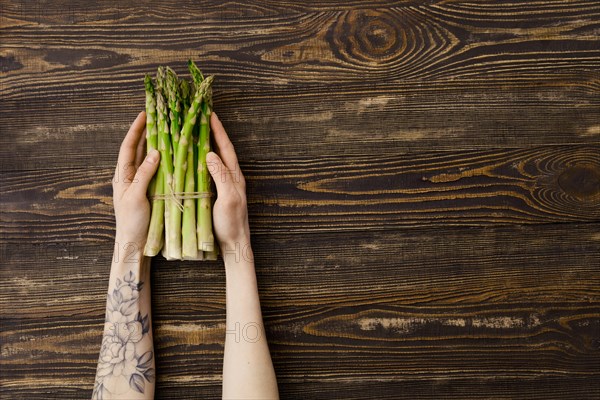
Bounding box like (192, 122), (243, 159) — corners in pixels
(206, 112), (251, 251)
(112, 111), (160, 248)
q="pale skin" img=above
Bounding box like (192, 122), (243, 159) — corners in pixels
(93, 111), (279, 399)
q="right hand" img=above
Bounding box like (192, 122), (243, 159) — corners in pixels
(113, 111), (160, 249)
(206, 112), (251, 250)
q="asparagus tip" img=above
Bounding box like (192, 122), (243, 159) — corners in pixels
(166, 66), (178, 78)
(144, 74), (154, 94)
(188, 59), (204, 84)
(156, 66), (167, 89)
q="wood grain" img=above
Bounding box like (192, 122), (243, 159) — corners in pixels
(1, 0), (599, 169)
(1, 225), (599, 399)
(1, 0), (600, 398)
(1, 145), (598, 243)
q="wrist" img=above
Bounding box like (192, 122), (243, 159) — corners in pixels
(220, 239), (254, 266)
(115, 230), (146, 250)
(112, 237), (148, 273)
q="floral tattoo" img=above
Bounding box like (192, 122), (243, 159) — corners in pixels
(93, 271), (154, 399)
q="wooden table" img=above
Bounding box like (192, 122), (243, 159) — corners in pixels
(1, 1), (599, 398)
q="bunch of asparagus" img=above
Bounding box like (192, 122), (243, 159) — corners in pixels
(143, 61), (217, 260)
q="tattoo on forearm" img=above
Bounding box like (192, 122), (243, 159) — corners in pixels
(93, 271), (154, 399)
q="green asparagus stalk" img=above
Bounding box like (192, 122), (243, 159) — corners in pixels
(166, 68), (182, 160)
(188, 60), (216, 252)
(197, 86), (215, 252)
(180, 79), (191, 113)
(156, 66), (166, 96)
(193, 107), (200, 191)
(144, 75), (158, 151)
(180, 78), (199, 259)
(188, 59), (204, 85)
(155, 70), (178, 260)
(204, 247), (218, 260)
(182, 131), (199, 259)
(143, 75), (165, 256)
(192, 100), (202, 255)
(169, 75), (214, 260)
(187, 63), (203, 199)
(145, 168), (165, 256)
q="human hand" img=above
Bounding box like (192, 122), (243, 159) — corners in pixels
(206, 112), (250, 250)
(113, 111), (160, 248)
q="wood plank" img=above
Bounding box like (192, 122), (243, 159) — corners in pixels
(1, 1), (600, 169)
(2, 1), (599, 398)
(2, 223), (599, 317)
(1, 224), (599, 398)
(1, 146), (598, 243)
(2, 378), (599, 400)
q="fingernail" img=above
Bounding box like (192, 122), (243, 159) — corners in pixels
(147, 150), (159, 163)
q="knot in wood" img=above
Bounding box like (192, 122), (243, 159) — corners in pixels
(331, 9), (406, 66)
(558, 164), (600, 201)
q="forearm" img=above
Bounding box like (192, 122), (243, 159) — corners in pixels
(222, 241), (279, 400)
(92, 238), (155, 399)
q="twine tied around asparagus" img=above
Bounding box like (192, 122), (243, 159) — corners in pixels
(150, 189), (214, 212)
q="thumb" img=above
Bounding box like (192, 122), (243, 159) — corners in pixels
(206, 151), (235, 197)
(131, 149), (160, 197)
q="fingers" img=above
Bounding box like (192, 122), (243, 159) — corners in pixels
(206, 151), (238, 198)
(210, 112), (239, 172)
(129, 149), (160, 198)
(134, 128), (147, 167)
(210, 112), (246, 190)
(117, 111), (147, 184)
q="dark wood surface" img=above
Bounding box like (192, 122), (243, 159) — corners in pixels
(1, 0), (599, 399)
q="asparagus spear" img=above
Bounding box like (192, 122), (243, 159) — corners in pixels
(182, 130), (199, 259)
(145, 168), (165, 256)
(143, 75), (165, 256)
(144, 75), (158, 150)
(188, 62), (202, 208)
(155, 69), (178, 259)
(180, 78), (200, 259)
(197, 85), (215, 252)
(180, 79), (191, 113)
(188, 59), (204, 85)
(169, 75), (214, 260)
(204, 248), (218, 260)
(188, 60), (216, 252)
(166, 68), (182, 160)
